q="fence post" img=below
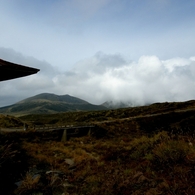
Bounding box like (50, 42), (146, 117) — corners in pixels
(88, 127), (91, 136)
(61, 129), (67, 142)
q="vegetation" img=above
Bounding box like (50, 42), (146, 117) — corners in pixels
(0, 114), (23, 128)
(0, 100), (195, 194)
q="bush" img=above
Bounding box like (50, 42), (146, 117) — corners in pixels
(152, 139), (191, 166)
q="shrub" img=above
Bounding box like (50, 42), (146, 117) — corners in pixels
(152, 139), (191, 166)
(0, 143), (17, 167)
(15, 173), (41, 195)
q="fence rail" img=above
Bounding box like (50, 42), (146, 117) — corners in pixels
(35, 125), (95, 131)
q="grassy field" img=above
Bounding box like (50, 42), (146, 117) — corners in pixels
(0, 100), (195, 194)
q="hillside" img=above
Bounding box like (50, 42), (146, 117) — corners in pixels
(17, 99), (195, 128)
(0, 114), (23, 128)
(1, 99), (195, 194)
(0, 93), (106, 115)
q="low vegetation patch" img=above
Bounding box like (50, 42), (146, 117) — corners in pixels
(1, 130), (195, 194)
(0, 101), (195, 194)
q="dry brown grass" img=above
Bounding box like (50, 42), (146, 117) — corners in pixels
(15, 172), (41, 195)
(11, 131), (194, 194)
(1, 100), (195, 194)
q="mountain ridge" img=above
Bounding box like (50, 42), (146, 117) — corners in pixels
(1, 93), (194, 116)
(0, 93), (107, 115)
(17, 93), (89, 104)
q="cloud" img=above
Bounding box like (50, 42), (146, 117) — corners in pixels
(54, 53), (195, 105)
(1, 0), (195, 73)
(0, 48), (195, 107)
(162, 57), (192, 72)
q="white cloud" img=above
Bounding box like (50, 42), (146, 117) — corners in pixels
(53, 53), (195, 105)
(0, 48), (195, 107)
(163, 57), (192, 72)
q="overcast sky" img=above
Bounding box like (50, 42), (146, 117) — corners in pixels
(0, 0), (195, 107)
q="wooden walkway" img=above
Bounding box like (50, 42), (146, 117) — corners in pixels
(35, 125), (95, 142)
(34, 124), (95, 142)
(0, 124), (96, 142)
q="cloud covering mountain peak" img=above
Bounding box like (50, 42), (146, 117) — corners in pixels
(0, 48), (194, 107)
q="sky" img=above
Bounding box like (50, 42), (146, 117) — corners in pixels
(0, 0), (195, 107)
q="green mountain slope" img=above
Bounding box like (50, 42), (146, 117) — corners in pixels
(0, 93), (106, 115)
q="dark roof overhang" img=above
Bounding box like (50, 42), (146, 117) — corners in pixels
(0, 58), (40, 81)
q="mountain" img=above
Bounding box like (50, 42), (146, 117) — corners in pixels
(0, 93), (107, 116)
(102, 100), (134, 109)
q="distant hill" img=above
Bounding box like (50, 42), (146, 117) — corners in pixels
(0, 93), (107, 116)
(101, 100), (133, 109)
